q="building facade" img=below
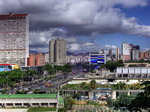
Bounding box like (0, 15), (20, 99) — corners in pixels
(27, 53), (45, 66)
(131, 49), (140, 60)
(0, 13), (29, 66)
(115, 48), (120, 61)
(121, 42), (131, 61)
(116, 67), (150, 78)
(0, 94), (63, 108)
(90, 53), (106, 69)
(49, 38), (66, 65)
(139, 51), (150, 60)
(67, 55), (89, 64)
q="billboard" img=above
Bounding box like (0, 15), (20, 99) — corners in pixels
(90, 54), (106, 69)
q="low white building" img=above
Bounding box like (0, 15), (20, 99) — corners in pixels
(116, 67), (150, 78)
(0, 94), (63, 108)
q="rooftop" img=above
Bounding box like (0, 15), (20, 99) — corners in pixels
(0, 94), (57, 99)
(0, 13), (28, 18)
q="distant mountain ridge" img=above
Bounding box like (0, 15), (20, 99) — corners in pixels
(29, 50), (75, 55)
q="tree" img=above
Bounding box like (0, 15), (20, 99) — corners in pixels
(59, 96), (74, 112)
(114, 94), (135, 110)
(43, 64), (55, 75)
(129, 81), (150, 111)
(102, 60), (124, 72)
(90, 80), (97, 89)
(24, 70), (37, 81)
(112, 82), (127, 90)
(62, 64), (72, 73)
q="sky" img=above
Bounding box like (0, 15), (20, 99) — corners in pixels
(0, 0), (150, 53)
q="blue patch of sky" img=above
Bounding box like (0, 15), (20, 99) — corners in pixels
(114, 3), (150, 25)
(94, 33), (150, 50)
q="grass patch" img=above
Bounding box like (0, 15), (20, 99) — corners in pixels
(27, 107), (56, 112)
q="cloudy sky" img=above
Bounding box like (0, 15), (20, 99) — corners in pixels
(0, 0), (150, 53)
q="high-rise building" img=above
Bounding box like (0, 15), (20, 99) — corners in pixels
(49, 38), (66, 64)
(115, 48), (120, 61)
(108, 49), (113, 57)
(0, 13), (29, 66)
(131, 49), (140, 60)
(131, 45), (140, 60)
(121, 42), (131, 61)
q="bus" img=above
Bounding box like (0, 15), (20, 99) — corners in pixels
(0, 64), (20, 72)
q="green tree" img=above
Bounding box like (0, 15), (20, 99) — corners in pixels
(43, 64), (55, 75)
(102, 60), (124, 72)
(114, 94), (135, 109)
(129, 81), (150, 111)
(62, 64), (72, 73)
(59, 96), (74, 112)
(90, 80), (97, 89)
(24, 70), (37, 81)
(113, 82), (127, 90)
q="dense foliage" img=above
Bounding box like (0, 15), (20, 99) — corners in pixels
(128, 81), (150, 111)
(62, 82), (142, 90)
(43, 64), (72, 75)
(101, 60), (124, 72)
(0, 69), (37, 88)
(58, 96), (74, 112)
(27, 107), (56, 112)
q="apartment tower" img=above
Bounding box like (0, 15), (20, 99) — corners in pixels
(49, 38), (66, 64)
(0, 13), (29, 66)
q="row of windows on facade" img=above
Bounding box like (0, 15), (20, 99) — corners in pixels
(0, 45), (25, 49)
(0, 16), (26, 20)
(0, 27), (26, 32)
(0, 21), (26, 25)
(0, 33), (25, 37)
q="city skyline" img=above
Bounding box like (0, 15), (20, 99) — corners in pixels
(0, 0), (150, 53)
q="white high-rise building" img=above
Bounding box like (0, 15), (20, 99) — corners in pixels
(0, 13), (29, 66)
(122, 42), (131, 55)
(121, 42), (131, 61)
(49, 38), (66, 64)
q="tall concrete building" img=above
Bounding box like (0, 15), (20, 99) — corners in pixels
(115, 48), (120, 61)
(131, 45), (140, 60)
(0, 13), (29, 66)
(49, 38), (66, 64)
(121, 42), (131, 62)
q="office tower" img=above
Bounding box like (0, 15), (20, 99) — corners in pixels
(116, 48), (120, 61)
(131, 49), (140, 60)
(131, 45), (140, 60)
(108, 49), (113, 57)
(121, 42), (131, 61)
(0, 13), (29, 66)
(49, 38), (66, 64)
